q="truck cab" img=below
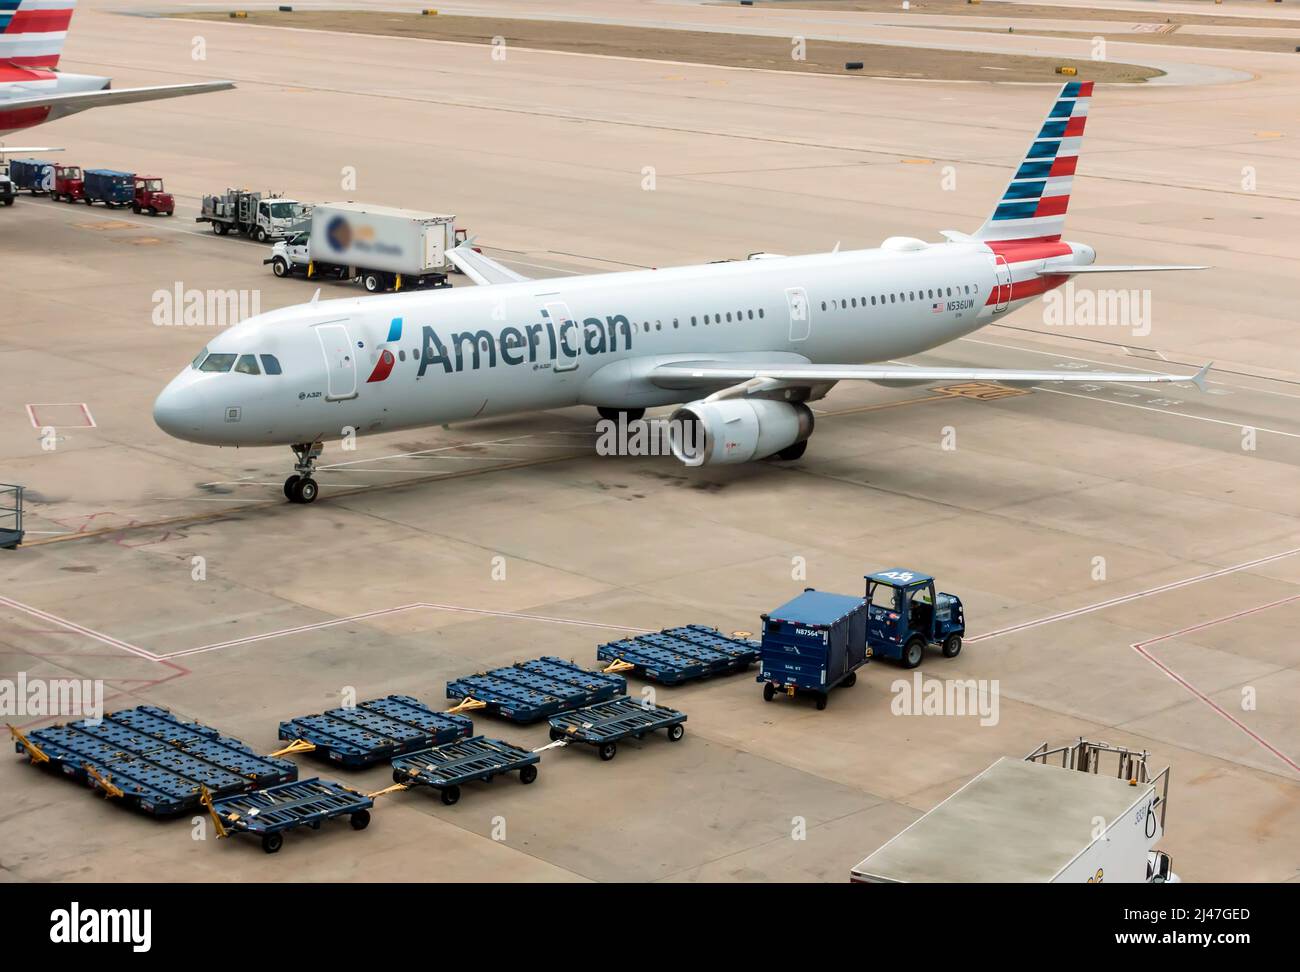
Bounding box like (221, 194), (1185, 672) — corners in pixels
(267, 232), (310, 277)
(133, 176), (174, 216)
(51, 165), (84, 203)
(0, 165), (13, 207)
(865, 569), (964, 668)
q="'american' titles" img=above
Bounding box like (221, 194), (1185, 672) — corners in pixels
(418, 312), (634, 376)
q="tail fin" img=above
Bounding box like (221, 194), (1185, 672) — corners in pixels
(972, 80), (1092, 243)
(0, 0), (75, 70)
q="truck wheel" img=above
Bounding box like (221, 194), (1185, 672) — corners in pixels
(132, 203), (141, 214)
(942, 634), (962, 659)
(519, 764), (538, 785)
(254, 226), (268, 243)
(842, 670), (857, 688)
(439, 785), (461, 806)
(148, 207), (158, 217)
(261, 833), (283, 854)
(272, 257), (290, 278)
(349, 810), (371, 831)
(363, 273), (383, 293)
(762, 682), (775, 702)
(815, 694), (828, 711)
(903, 637), (925, 669)
(214, 222), (229, 235)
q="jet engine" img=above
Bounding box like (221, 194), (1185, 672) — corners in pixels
(668, 399), (814, 466)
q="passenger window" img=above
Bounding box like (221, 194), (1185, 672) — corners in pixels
(235, 354), (260, 375)
(260, 354), (283, 375)
(199, 353), (237, 373)
(691, 316), (698, 326)
(758, 309), (764, 318)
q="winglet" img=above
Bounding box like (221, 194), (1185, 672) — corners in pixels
(1191, 361), (1212, 392)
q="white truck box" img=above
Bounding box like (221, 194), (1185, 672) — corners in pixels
(308, 202), (456, 276)
(851, 741), (1171, 883)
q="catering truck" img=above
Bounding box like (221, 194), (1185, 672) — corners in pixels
(198, 189), (311, 241)
(265, 202), (457, 292)
(851, 738), (1179, 883)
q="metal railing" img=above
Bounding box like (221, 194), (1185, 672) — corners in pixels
(0, 483), (24, 549)
(1025, 736), (1170, 830)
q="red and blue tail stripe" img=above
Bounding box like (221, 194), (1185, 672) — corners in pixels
(974, 80), (1092, 243)
(0, 0), (75, 70)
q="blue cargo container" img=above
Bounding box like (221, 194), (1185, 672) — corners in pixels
(758, 589), (868, 710)
(83, 168), (135, 207)
(9, 158), (54, 194)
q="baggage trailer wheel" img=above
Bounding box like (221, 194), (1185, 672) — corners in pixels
(842, 671), (857, 688)
(942, 634), (962, 659)
(519, 764), (538, 785)
(261, 833), (284, 854)
(903, 637), (926, 669)
(762, 682), (775, 702)
(549, 727), (564, 742)
(350, 809), (371, 831)
(598, 742), (617, 761)
(439, 785), (461, 806)
(392, 768), (406, 784)
(667, 724), (685, 742)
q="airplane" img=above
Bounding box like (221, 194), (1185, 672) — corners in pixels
(154, 81), (1209, 505)
(0, 0), (232, 137)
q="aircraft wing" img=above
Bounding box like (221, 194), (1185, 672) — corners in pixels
(446, 241), (531, 285)
(0, 81), (234, 115)
(651, 360), (1211, 391)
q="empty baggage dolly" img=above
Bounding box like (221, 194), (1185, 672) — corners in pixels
(204, 777), (374, 854)
(548, 696), (686, 761)
(391, 736), (540, 805)
(597, 624), (759, 685)
(277, 694), (474, 768)
(446, 656), (626, 723)
(11, 705), (297, 816)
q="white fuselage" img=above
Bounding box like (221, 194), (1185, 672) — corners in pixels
(153, 239), (1083, 447)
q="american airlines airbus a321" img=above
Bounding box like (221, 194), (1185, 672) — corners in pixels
(155, 82), (1209, 504)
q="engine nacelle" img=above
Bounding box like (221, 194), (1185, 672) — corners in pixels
(669, 399), (814, 466)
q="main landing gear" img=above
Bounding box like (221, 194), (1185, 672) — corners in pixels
(283, 441), (323, 504)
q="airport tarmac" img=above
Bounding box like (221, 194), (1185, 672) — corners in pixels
(1, 1), (1298, 881)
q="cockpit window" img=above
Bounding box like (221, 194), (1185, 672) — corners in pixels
(198, 353), (237, 373)
(260, 354), (283, 375)
(235, 354), (261, 375)
(191, 347), (209, 369)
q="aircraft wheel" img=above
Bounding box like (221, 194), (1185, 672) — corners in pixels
(291, 478), (319, 504)
(283, 475), (300, 500)
(597, 406), (644, 423)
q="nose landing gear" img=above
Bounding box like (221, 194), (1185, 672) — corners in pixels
(284, 441), (323, 504)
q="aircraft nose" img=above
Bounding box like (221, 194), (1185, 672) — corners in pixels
(153, 375), (205, 441)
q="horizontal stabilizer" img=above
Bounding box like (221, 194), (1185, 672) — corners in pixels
(1037, 264), (1209, 276)
(1, 81), (234, 115)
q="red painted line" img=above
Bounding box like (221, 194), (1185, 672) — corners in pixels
(1132, 594), (1300, 775)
